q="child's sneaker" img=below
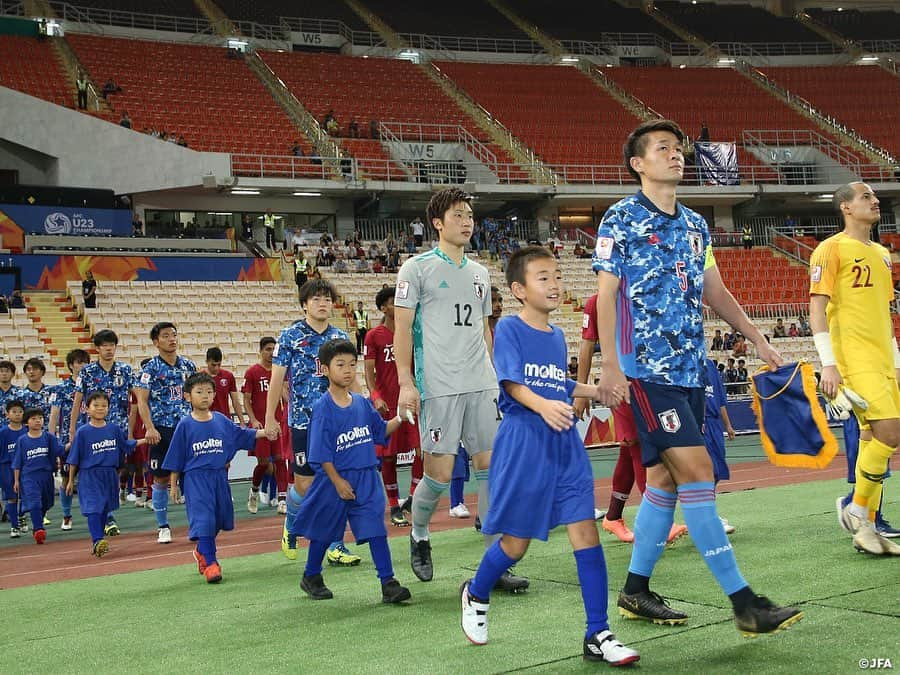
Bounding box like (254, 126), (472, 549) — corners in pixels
(157, 526), (172, 544)
(126, 492), (137, 503)
(10, 527), (20, 538)
(42, 515), (51, 526)
(381, 578), (412, 604)
(33, 529), (46, 544)
(449, 503), (471, 518)
(119, 489), (127, 505)
(104, 521), (120, 537)
(259, 491), (271, 507)
(134, 496), (147, 508)
(193, 547), (208, 573)
(19, 513), (29, 533)
(300, 573), (333, 600)
(281, 524), (298, 560)
(583, 630), (640, 665)
(327, 543), (361, 566)
(276, 499), (287, 515)
(460, 579), (489, 645)
(92, 538), (109, 558)
(203, 562), (222, 584)
(61, 516), (73, 531)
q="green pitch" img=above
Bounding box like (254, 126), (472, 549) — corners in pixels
(1, 478), (895, 674)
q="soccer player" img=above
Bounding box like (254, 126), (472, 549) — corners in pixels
(363, 286), (424, 527)
(66, 391), (145, 557)
(811, 181), (900, 556)
(593, 120), (802, 635)
(294, 339), (412, 603)
(574, 293), (688, 543)
(135, 322), (197, 544)
(0, 400), (26, 536)
(703, 358), (737, 534)
(163, 373), (267, 583)
(264, 279), (361, 565)
(460, 247), (638, 664)
(49, 348), (90, 532)
(12, 408), (63, 544)
(19, 358), (53, 427)
(204, 347), (246, 425)
(395, 188), (528, 591)
(243, 337), (289, 516)
(0, 360), (23, 417)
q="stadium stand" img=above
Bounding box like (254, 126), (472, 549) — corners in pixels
(214, 0), (368, 29)
(361, 0), (528, 39)
(761, 66), (900, 158)
(60, 0), (202, 18)
(435, 61), (641, 172)
(806, 7), (900, 42)
(65, 34), (319, 167)
(0, 35), (72, 108)
(655, 1), (824, 43)
(512, 0), (680, 42)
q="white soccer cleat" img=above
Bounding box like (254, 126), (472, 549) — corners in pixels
(460, 580), (489, 645)
(720, 516), (736, 534)
(126, 492), (137, 503)
(276, 500), (287, 515)
(247, 488), (259, 514)
(583, 630), (640, 666)
(157, 526), (172, 544)
(259, 491), (271, 507)
(449, 504), (471, 518)
(837, 497), (866, 534)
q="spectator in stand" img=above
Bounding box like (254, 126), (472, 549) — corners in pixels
(736, 359), (749, 394)
(178, 136), (188, 148)
(723, 330), (735, 351)
(698, 121), (710, 142)
(731, 333), (748, 358)
(386, 249), (400, 273)
(291, 140), (304, 157)
(348, 118), (359, 138)
(369, 119), (380, 140)
(797, 313), (811, 337)
(332, 253), (348, 273)
(9, 290), (23, 310)
(572, 243), (588, 259)
(82, 272), (97, 309)
(0, 296), (7, 313)
(788, 323), (799, 338)
(372, 257), (384, 274)
(355, 257), (369, 273)
(772, 318), (787, 338)
(132, 215), (144, 237)
(724, 358), (739, 394)
(783, 214), (797, 232)
(325, 112), (340, 137)
(119, 112), (131, 129)
(711, 329), (724, 351)
(101, 77), (122, 99)
(384, 234), (398, 257)
(410, 217), (425, 249)
(367, 242), (382, 260)
(241, 214), (253, 241)
(76, 70), (88, 110)
(568, 356), (578, 379)
(404, 233), (416, 255)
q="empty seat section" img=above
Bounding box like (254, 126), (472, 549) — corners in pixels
(436, 61), (640, 176)
(0, 35), (71, 108)
(65, 34), (318, 169)
(806, 8), (900, 42)
(656, 1), (822, 43)
(61, 0), (202, 17)
(364, 0), (527, 39)
(713, 248), (809, 305)
(214, 0), (368, 29)
(762, 66), (900, 158)
(514, 0), (679, 42)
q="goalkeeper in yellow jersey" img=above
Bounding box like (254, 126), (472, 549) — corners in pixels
(809, 181), (900, 556)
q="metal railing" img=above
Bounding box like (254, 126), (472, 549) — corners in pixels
(46, 1), (213, 34)
(743, 129), (865, 171)
(716, 41), (841, 57)
(378, 121), (499, 171)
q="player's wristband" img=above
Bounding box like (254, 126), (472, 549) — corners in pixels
(394, 414), (403, 425)
(813, 332), (837, 368)
(893, 338), (900, 369)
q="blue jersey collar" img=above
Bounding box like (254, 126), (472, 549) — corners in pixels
(636, 190), (680, 220)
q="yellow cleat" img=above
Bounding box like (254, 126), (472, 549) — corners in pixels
(327, 543), (361, 566)
(281, 525), (297, 561)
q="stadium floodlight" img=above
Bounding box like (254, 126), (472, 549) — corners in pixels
(230, 189), (260, 195)
(293, 192), (321, 197)
(859, 55), (879, 62)
(560, 55), (579, 63)
(718, 58), (736, 65)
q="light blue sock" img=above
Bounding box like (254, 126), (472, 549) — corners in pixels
(285, 485), (303, 546)
(470, 538), (517, 600)
(58, 486), (72, 518)
(627, 486), (676, 577)
(411, 474), (449, 541)
(678, 482), (748, 595)
(152, 483), (169, 528)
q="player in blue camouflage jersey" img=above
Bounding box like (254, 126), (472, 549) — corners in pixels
(0, 360), (24, 420)
(592, 120), (801, 638)
(48, 349), (90, 532)
(135, 322), (197, 544)
(265, 279), (361, 565)
(19, 358), (53, 429)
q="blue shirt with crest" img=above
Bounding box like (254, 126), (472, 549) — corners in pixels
(136, 355), (197, 428)
(19, 384), (53, 429)
(273, 320), (349, 430)
(49, 378), (83, 446)
(0, 384), (25, 421)
(592, 191), (714, 388)
(76, 361), (134, 434)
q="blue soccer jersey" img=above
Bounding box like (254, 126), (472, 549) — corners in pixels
(493, 316), (577, 416)
(68, 422), (134, 470)
(592, 191), (715, 388)
(704, 359), (727, 420)
(162, 412), (257, 473)
(136, 355), (197, 428)
(273, 320), (348, 430)
(49, 378), (82, 447)
(0, 425), (25, 465)
(12, 431), (63, 477)
(76, 361), (134, 433)
(0, 384), (24, 419)
(19, 384), (53, 428)
(307, 392), (386, 472)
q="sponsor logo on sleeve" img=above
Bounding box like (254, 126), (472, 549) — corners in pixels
(595, 236), (614, 260)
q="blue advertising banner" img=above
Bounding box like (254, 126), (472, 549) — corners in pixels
(0, 204), (132, 236)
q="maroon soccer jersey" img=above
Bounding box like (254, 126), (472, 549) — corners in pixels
(242, 363), (282, 423)
(207, 368), (236, 417)
(363, 324), (400, 416)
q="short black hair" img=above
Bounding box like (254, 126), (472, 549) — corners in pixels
(66, 349), (90, 370)
(140, 357), (152, 368)
(184, 372), (215, 393)
(92, 329), (119, 346)
(86, 390), (110, 405)
(426, 187), (472, 226)
(318, 339), (356, 368)
(259, 336), (276, 350)
(623, 119), (685, 183)
(490, 285), (500, 296)
(375, 286), (395, 310)
(150, 322), (176, 341)
(505, 245), (556, 296)
(833, 181), (864, 215)
(23, 407), (44, 423)
(23, 357), (45, 374)
(299, 279), (338, 307)
(206, 346), (223, 362)
(0, 360), (15, 374)
(5, 399), (23, 413)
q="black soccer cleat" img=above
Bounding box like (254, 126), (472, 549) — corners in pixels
(390, 506), (410, 527)
(381, 578), (412, 604)
(474, 515), (482, 532)
(410, 534), (433, 582)
(493, 569), (529, 594)
(398, 495), (413, 514)
(734, 595), (803, 637)
(300, 573), (334, 600)
(618, 590), (688, 625)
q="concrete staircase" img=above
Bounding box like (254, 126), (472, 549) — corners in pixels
(25, 291), (94, 378)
